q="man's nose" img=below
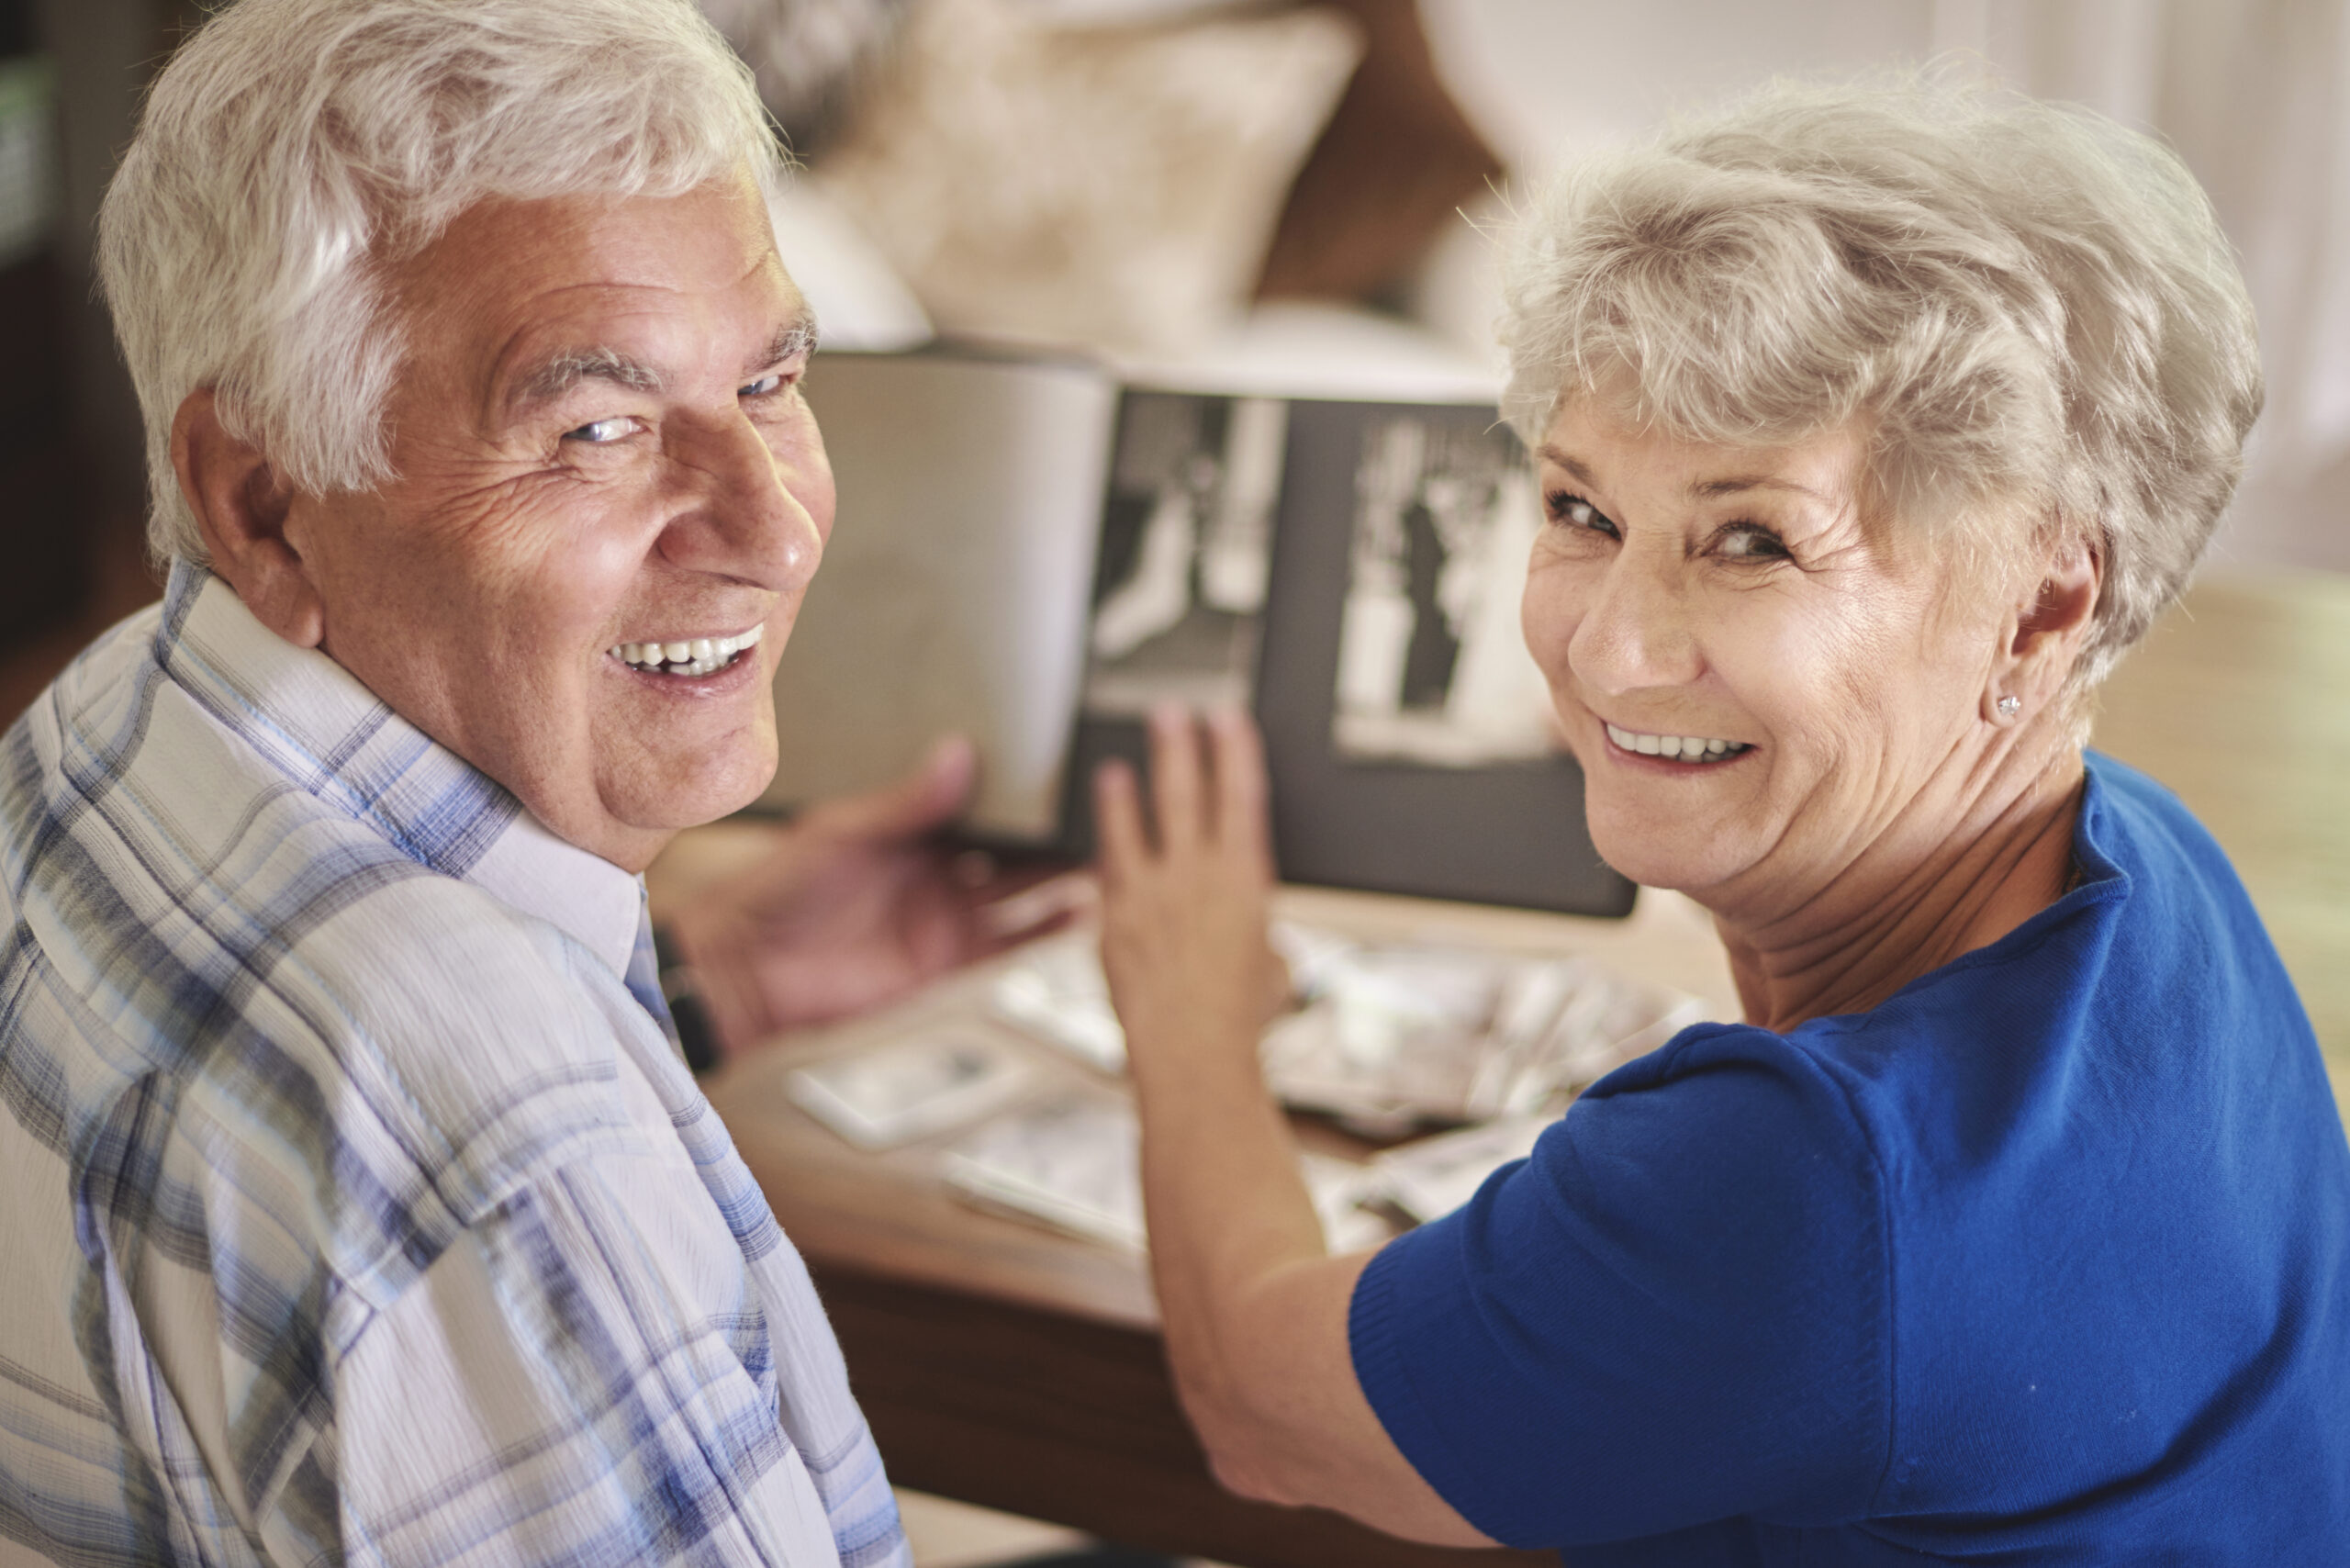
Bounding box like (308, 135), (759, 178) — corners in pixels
(658, 411), (826, 592)
(1567, 545), (1704, 697)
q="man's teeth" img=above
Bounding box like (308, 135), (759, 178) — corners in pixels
(608, 624), (764, 678)
(1605, 722), (1751, 762)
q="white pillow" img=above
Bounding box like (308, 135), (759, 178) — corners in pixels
(1113, 300), (1501, 403)
(813, 0), (1361, 359)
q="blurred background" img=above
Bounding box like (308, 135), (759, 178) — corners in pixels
(6, 0), (2348, 718)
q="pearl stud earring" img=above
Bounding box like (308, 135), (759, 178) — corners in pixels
(1997, 695), (2020, 717)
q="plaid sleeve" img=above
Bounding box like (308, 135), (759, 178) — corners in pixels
(318, 1147), (902, 1568)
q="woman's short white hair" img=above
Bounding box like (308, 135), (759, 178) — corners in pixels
(99, 0), (784, 567)
(1500, 74), (2264, 689)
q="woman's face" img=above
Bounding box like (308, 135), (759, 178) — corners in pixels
(1523, 400), (2009, 912)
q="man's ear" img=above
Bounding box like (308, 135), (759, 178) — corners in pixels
(1987, 531), (2100, 722)
(172, 388), (327, 649)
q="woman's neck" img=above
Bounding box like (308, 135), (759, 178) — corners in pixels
(1710, 738), (2089, 1034)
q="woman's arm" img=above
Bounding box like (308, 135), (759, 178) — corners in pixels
(1092, 705), (1494, 1548)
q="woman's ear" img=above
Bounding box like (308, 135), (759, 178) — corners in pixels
(1986, 532), (2100, 723)
(172, 388), (328, 648)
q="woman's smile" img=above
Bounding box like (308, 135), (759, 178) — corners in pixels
(1598, 721), (1755, 765)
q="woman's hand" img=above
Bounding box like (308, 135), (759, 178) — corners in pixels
(1092, 704), (1289, 1074)
(1089, 707), (1493, 1545)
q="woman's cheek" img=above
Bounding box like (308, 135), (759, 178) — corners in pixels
(1520, 551), (1585, 695)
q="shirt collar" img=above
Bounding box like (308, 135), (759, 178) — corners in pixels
(158, 562), (643, 979)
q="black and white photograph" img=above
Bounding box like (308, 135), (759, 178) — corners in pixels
(1330, 410), (1563, 767)
(1080, 390), (1288, 716)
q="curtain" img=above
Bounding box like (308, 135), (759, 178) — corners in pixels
(1938, 0), (2350, 570)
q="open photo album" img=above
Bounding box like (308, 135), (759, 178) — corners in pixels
(761, 344), (1636, 917)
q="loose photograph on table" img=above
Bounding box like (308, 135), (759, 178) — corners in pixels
(1081, 390), (1288, 716)
(1330, 410), (1562, 767)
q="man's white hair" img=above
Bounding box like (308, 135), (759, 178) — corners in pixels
(1500, 74), (2264, 691)
(99, 0), (784, 567)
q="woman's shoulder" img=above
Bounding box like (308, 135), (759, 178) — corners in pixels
(1549, 1020), (1896, 1257)
(2076, 749), (2246, 890)
(1588, 744), (2331, 1210)
(1766, 755), (2307, 1083)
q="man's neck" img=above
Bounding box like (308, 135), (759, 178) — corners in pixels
(1710, 735), (2087, 1034)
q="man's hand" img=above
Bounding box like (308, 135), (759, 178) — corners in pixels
(658, 737), (1081, 1056)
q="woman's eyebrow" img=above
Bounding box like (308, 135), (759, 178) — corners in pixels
(1538, 447), (1830, 506)
(1536, 446), (1600, 487)
(1690, 474), (1830, 502)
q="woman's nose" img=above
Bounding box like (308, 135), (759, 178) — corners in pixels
(1567, 550), (1704, 696)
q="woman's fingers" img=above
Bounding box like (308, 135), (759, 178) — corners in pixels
(1149, 702), (1205, 857)
(1093, 757), (1149, 888)
(1101, 705), (1272, 879)
(1207, 707), (1271, 867)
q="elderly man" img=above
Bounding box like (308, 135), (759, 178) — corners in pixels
(0, 0), (1046, 1562)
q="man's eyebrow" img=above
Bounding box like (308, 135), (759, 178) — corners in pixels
(504, 309), (819, 415)
(508, 347), (665, 413)
(747, 312), (821, 378)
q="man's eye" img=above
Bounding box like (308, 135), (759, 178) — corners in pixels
(563, 417), (634, 444)
(1546, 491), (1618, 537)
(740, 372), (789, 398)
(1717, 523), (1791, 560)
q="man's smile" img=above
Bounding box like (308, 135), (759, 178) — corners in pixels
(608, 622), (764, 678)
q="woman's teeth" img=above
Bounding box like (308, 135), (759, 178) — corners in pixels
(1605, 722), (1751, 762)
(609, 624), (763, 678)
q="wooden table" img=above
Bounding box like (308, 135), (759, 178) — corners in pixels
(658, 568), (2350, 1565)
(665, 868), (1734, 1568)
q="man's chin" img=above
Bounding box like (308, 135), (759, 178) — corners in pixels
(610, 760), (776, 836)
(604, 711), (778, 816)
(546, 743), (775, 869)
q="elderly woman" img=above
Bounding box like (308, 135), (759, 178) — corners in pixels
(1094, 81), (2350, 1562)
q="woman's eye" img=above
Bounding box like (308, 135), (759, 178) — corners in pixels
(1547, 492), (1618, 537)
(1717, 523), (1791, 560)
(563, 417), (634, 445)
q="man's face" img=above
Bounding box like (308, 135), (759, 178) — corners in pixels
(281, 179), (829, 870)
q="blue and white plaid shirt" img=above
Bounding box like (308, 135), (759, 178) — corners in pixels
(0, 564), (909, 1567)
